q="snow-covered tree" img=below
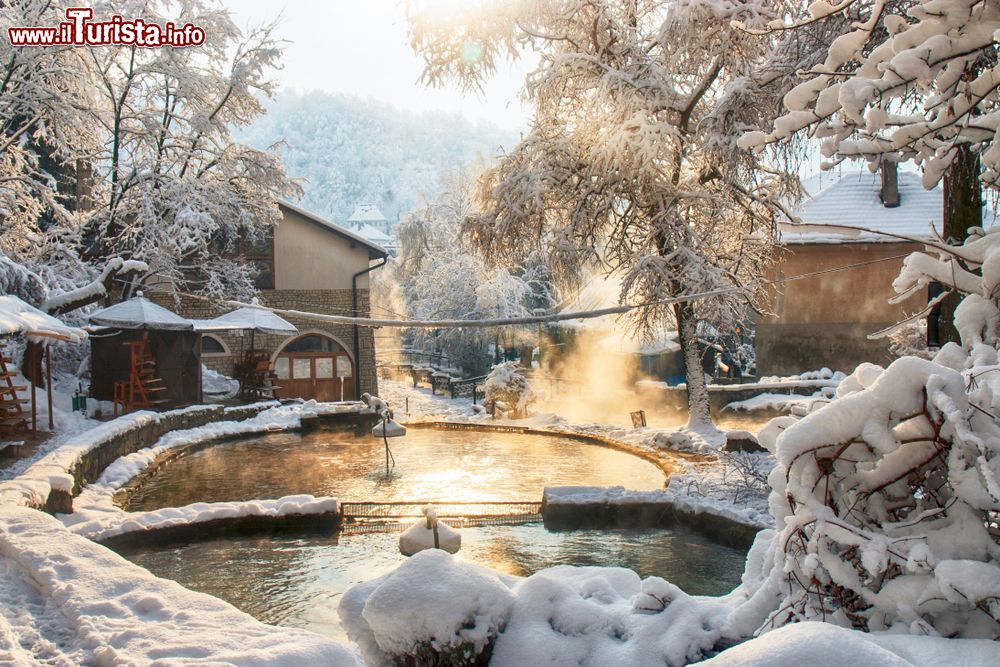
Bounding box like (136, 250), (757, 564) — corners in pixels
(408, 0), (823, 426)
(736, 225), (1000, 639)
(483, 361), (536, 418)
(733, 3), (1000, 633)
(741, 0), (1000, 189)
(0, 2), (102, 291)
(0, 1), (297, 313)
(393, 168), (555, 375)
(80, 0), (298, 303)
(741, 0), (1000, 340)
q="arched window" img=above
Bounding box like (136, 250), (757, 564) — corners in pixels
(201, 335), (229, 356)
(281, 334), (345, 354)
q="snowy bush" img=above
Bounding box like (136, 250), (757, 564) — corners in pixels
(718, 451), (770, 505)
(748, 227), (1000, 638)
(483, 362), (535, 418)
(888, 320), (935, 360)
(338, 549), (515, 667)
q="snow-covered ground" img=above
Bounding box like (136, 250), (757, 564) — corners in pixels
(0, 507), (360, 666)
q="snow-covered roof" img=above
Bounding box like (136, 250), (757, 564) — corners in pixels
(780, 170), (947, 244)
(192, 307), (297, 335)
(88, 294), (193, 331)
(0, 295), (87, 342)
(278, 200), (388, 259)
(356, 224), (394, 244)
(347, 202), (388, 223)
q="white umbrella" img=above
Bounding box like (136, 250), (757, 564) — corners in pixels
(195, 305), (298, 355)
(205, 307), (297, 336)
(88, 293), (193, 330)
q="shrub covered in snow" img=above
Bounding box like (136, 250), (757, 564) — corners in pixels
(339, 549), (515, 667)
(483, 362), (535, 418)
(747, 226), (1000, 639)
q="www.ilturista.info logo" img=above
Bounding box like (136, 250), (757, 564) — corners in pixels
(8, 8), (205, 47)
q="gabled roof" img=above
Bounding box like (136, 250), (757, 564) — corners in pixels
(278, 201), (388, 260)
(347, 202), (388, 224)
(356, 224), (394, 245)
(780, 170), (945, 244)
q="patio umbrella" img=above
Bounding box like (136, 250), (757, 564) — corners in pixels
(208, 307), (297, 337)
(88, 292), (193, 330)
(195, 305), (297, 352)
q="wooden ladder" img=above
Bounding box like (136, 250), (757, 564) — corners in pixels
(0, 340), (29, 433)
(114, 334), (169, 416)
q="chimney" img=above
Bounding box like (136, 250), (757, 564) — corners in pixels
(880, 160), (900, 208)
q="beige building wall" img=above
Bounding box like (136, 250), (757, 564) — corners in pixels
(274, 206), (374, 290)
(756, 242), (927, 375)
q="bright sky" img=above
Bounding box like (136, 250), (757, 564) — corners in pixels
(228, 0), (532, 130)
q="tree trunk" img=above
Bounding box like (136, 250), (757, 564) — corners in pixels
(938, 145), (982, 344)
(675, 302), (712, 428)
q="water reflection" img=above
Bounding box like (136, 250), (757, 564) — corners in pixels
(121, 524), (747, 643)
(126, 429), (667, 511)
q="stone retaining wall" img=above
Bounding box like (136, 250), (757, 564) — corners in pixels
(42, 402), (280, 513)
(98, 512), (342, 551)
(541, 501), (761, 549)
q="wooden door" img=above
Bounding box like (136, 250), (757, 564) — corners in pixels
(274, 334), (355, 401)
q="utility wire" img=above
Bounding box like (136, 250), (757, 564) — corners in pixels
(145, 249), (919, 330)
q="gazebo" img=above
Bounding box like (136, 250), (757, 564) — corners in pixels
(0, 295), (87, 434)
(88, 293), (200, 412)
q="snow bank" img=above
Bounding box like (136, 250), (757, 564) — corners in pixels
(202, 365), (239, 399)
(694, 621), (998, 667)
(340, 549), (514, 666)
(724, 391), (832, 413)
(0, 507), (359, 666)
(66, 494), (339, 543)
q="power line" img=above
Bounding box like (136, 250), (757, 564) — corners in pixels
(150, 247), (917, 330)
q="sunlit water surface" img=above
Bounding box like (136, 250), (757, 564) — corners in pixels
(121, 524), (748, 643)
(120, 428), (747, 643)
(125, 428), (668, 510)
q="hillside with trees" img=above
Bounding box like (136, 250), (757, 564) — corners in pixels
(238, 90), (518, 225)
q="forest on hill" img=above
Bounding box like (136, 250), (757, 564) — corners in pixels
(239, 90), (518, 225)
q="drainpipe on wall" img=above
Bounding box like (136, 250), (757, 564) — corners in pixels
(352, 256), (388, 400)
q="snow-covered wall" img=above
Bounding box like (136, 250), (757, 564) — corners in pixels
(0, 403), (280, 511)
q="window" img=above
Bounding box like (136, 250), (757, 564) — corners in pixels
(293, 358), (312, 378)
(201, 335), (228, 356)
(282, 334), (345, 354)
(316, 358), (334, 379)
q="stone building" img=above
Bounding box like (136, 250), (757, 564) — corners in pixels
(756, 167), (944, 376)
(171, 200), (388, 401)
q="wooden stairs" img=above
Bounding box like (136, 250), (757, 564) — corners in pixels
(113, 334), (169, 416)
(0, 341), (29, 434)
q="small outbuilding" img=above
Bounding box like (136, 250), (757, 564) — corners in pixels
(88, 294), (201, 409)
